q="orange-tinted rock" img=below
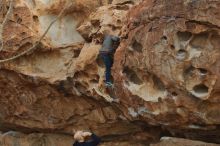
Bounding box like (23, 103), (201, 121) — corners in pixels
(1, 0), (220, 145)
(0, 131), (156, 146)
(151, 137), (219, 146)
(113, 0), (220, 126)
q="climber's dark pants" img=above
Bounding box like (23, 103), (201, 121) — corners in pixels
(100, 53), (113, 83)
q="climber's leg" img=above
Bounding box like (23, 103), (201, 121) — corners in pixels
(101, 53), (113, 86)
(109, 54), (113, 68)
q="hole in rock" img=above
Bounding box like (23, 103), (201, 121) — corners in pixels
(95, 74), (100, 80)
(123, 67), (143, 85)
(90, 75), (99, 83)
(152, 75), (165, 91)
(132, 40), (143, 53)
(177, 31), (192, 41)
(67, 77), (72, 82)
(198, 68), (208, 76)
(90, 79), (99, 84)
(21, 32), (26, 36)
(74, 71), (89, 78)
(171, 92), (178, 96)
(17, 18), (22, 24)
(190, 32), (208, 48)
(161, 36), (167, 41)
(14, 14), (22, 24)
(117, 19), (122, 24)
(33, 15), (39, 22)
(73, 49), (81, 58)
(192, 84), (209, 97)
(119, 1), (135, 5)
(112, 25), (117, 31)
(91, 20), (100, 26)
(176, 49), (187, 60)
(115, 5), (130, 10)
(170, 45), (175, 50)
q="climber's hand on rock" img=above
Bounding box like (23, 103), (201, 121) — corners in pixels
(82, 131), (92, 137)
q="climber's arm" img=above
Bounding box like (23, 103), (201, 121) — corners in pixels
(111, 36), (120, 42)
(90, 133), (101, 145)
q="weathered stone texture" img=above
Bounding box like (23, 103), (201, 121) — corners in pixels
(113, 0), (220, 126)
(151, 137), (219, 146)
(0, 0), (220, 145)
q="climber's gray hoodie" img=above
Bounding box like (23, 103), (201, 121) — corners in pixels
(99, 35), (120, 54)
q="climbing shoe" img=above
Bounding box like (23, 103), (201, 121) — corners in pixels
(105, 82), (114, 88)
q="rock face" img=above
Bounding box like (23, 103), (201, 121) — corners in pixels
(151, 137), (219, 146)
(0, 132), (219, 146)
(0, 131), (147, 146)
(0, 131), (73, 146)
(0, 0), (220, 145)
(113, 0), (220, 134)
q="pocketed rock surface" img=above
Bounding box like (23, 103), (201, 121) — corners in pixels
(0, 0), (220, 145)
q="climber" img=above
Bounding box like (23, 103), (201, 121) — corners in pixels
(73, 131), (101, 146)
(99, 34), (120, 87)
